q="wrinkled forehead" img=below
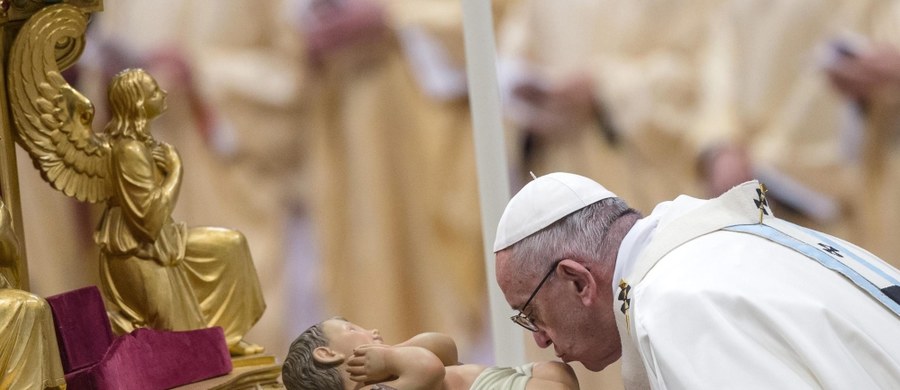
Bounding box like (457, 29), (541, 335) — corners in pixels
(495, 250), (516, 286)
(495, 250), (538, 308)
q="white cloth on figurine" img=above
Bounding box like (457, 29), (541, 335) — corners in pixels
(469, 363), (534, 390)
(494, 172), (616, 251)
(613, 184), (900, 389)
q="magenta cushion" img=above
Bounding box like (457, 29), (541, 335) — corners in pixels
(46, 286), (114, 373)
(47, 285), (233, 389)
(65, 327), (233, 390)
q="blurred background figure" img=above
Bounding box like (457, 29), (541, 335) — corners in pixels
(823, 1), (900, 265)
(301, 0), (516, 363)
(497, 0), (720, 215)
(179, 0), (309, 359)
(496, 0), (720, 386)
(691, 0), (900, 267)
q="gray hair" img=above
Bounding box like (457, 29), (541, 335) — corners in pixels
(508, 197), (637, 275)
(282, 321), (344, 390)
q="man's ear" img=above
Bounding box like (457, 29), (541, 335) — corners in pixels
(557, 259), (597, 306)
(313, 346), (346, 366)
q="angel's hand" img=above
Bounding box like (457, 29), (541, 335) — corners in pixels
(153, 143), (181, 173)
(151, 146), (169, 174)
(346, 345), (393, 384)
(161, 143), (180, 164)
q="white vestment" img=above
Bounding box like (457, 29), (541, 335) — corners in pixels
(613, 182), (900, 389)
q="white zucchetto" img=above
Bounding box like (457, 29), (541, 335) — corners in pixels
(493, 172), (616, 252)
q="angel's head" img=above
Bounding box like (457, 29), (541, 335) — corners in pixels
(105, 68), (168, 141)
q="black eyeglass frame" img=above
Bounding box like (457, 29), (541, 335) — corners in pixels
(510, 259), (565, 332)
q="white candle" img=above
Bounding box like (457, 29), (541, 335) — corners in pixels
(460, 0), (525, 366)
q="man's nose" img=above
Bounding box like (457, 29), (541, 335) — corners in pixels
(532, 329), (552, 348)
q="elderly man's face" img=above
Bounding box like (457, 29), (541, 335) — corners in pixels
(495, 250), (622, 371)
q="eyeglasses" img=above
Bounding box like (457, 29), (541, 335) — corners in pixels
(510, 259), (564, 332)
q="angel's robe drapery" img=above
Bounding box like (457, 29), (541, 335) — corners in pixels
(0, 200), (65, 389)
(95, 136), (265, 348)
(0, 277), (66, 390)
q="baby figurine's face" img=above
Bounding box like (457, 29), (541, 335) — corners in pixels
(322, 318), (384, 358)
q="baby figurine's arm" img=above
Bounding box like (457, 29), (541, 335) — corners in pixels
(394, 332), (459, 366)
(347, 345), (445, 390)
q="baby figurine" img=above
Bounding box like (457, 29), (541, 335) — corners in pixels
(282, 318), (580, 389)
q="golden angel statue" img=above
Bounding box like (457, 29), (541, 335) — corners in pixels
(8, 5), (265, 356)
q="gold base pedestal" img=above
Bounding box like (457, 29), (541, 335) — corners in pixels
(173, 355), (283, 389)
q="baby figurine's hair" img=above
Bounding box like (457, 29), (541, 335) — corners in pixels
(282, 320), (344, 390)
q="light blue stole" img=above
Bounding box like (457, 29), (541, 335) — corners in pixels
(620, 181), (900, 325)
(726, 222), (900, 316)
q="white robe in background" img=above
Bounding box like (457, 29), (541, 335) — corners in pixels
(613, 182), (900, 389)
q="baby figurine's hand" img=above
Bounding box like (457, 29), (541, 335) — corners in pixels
(347, 345), (393, 384)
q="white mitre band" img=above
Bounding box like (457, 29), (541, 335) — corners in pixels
(493, 172), (617, 252)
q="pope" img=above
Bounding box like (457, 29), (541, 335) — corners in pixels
(494, 172), (900, 389)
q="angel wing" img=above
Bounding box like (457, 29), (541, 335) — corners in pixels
(7, 4), (111, 203)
